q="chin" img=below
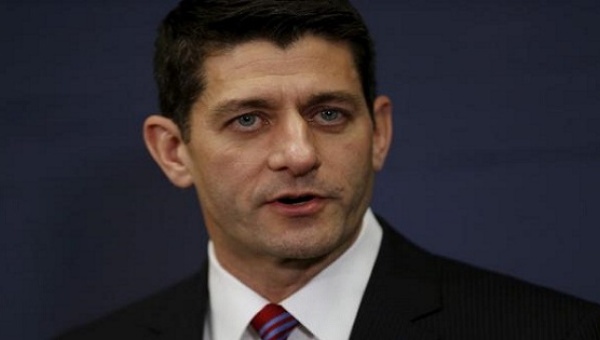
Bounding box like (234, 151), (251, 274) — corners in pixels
(269, 228), (354, 262)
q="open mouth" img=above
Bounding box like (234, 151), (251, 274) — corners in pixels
(277, 195), (315, 205)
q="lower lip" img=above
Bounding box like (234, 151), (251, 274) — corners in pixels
(267, 198), (327, 217)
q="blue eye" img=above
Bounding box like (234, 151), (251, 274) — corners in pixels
(310, 107), (348, 130)
(237, 114), (257, 127)
(319, 109), (340, 122)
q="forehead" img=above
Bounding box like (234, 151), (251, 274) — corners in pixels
(198, 35), (363, 105)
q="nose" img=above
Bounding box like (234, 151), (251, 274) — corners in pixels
(267, 114), (321, 176)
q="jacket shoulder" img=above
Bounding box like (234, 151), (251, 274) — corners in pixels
(55, 271), (207, 340)
(374, 216), (600, 339)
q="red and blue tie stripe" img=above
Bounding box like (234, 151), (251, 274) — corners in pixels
(251, 304), (299, 340)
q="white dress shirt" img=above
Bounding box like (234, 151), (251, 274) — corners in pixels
(203, 208), (383, 340)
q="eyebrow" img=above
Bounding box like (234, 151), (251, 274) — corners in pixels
(301, 91), (364, 112)
(210, 90), (364, 118)
(211, 98), (275, 119)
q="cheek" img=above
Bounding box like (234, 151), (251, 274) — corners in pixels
(329, 127), (373, 166)
(193, 158), (258, 221)
(196, 144), (266, 197)
(321, 135), (374, 185)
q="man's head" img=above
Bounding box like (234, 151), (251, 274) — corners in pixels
(154, 0), (376, 142)
(144, 0), (392, 293)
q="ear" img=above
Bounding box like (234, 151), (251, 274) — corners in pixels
(371, 95), (393, 171)
(143, 115), (194, 188)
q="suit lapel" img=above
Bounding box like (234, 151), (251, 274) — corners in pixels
(350, 217), (442, 340)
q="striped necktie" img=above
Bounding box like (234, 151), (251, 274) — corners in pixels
(250, 303), (299, 340)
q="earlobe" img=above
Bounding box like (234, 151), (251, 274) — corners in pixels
(143, 115), (194, 188)
(371, 95), (393, 171)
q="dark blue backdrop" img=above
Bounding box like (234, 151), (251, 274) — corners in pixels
(1, 0), (598, 338)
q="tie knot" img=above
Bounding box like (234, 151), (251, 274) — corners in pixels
(250, 303), (299, 340)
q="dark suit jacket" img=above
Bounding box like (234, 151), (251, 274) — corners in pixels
(58, 218), (600, 339)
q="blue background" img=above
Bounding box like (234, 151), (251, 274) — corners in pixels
(1, 0), (598, 338)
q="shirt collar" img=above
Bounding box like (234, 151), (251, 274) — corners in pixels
(207, 208), (382, 340)
(206, 243), (268, 340)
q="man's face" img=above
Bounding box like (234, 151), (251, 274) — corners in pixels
(177, 35), (391, 266)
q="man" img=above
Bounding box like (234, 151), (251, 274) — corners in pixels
(60, 0), (600, 339)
